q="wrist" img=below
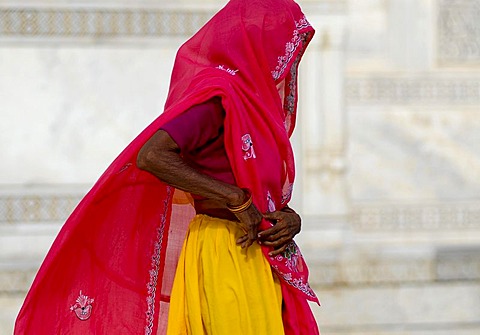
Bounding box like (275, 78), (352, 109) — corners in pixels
(226, 188), (248, 207)
(226, 188), (252, 213)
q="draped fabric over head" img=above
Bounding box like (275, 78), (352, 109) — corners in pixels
(15, 0), (319, 334)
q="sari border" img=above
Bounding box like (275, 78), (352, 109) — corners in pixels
(144, 186), (172, 335)
(271, 15), (312, 81)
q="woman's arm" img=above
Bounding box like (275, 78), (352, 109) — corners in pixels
(137, 129), (262, 247)
(137, 130), (243, 204)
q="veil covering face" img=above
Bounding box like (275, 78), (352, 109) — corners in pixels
(15, 1), (319, 334)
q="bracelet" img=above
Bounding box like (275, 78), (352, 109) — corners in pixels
(227, 190), (253, 213)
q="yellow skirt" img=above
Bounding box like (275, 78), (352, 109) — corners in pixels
(167, 214), (284, 335)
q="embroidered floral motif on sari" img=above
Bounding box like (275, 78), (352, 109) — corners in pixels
(70, 291), (94, 321)
(272, 241), (317, 299)
(272, 15), (313, 81)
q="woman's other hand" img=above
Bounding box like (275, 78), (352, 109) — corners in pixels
(258, 207), (301, 256)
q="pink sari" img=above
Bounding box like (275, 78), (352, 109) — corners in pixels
(15, 0), (319, 334)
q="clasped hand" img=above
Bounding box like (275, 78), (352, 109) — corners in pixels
(235, 206), (301, 256)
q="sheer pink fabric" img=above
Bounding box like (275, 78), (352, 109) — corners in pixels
(15, 0), (318, 334)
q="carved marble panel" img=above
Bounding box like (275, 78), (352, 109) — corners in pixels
(352, 202), (480, 231)
(0, 194), (82, 224)
(0, 8), (212, 39)
(347, 76), (480, 105)
(348, 107), (480, 201)
(436, 247), (480, 280)
(0, 268), (36, 293)
(438, 0), (480, 65)
(309, 257), (433, 287)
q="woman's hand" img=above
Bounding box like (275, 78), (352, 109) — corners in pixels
(234, 203), (263, 249)
(258, 207), (301, 256)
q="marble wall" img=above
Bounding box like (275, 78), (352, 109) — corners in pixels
(0, 0), (479, 334)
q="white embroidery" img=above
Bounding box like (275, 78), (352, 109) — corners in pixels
(271, 15), (312, 81)
(117, 162), (132, 174)
(145, 187), (171, 335)
(267, 191), (276, 212)
(216, 65), (239, 76)
(70, 291), (94, 321)
(274, 241), (300, 272)
(281, 182), (293, 204)
(241, 134), (256, 160)
(272, 263), (317, 299)
(284, 55), (300, 116)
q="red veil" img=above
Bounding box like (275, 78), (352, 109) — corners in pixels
(15, 0), (319, 334)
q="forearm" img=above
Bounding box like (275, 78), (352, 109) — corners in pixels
(137, 130), (245, 206)
(144, 150), (243, 205)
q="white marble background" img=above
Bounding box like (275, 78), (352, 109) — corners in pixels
(0, 45), (179, 184)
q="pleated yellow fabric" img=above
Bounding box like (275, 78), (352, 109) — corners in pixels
(167, 214), (284, 335)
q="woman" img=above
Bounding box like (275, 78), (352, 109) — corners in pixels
(15, 0), (319, 334)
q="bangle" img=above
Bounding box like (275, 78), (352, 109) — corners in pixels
(227, 190), (253, 213)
